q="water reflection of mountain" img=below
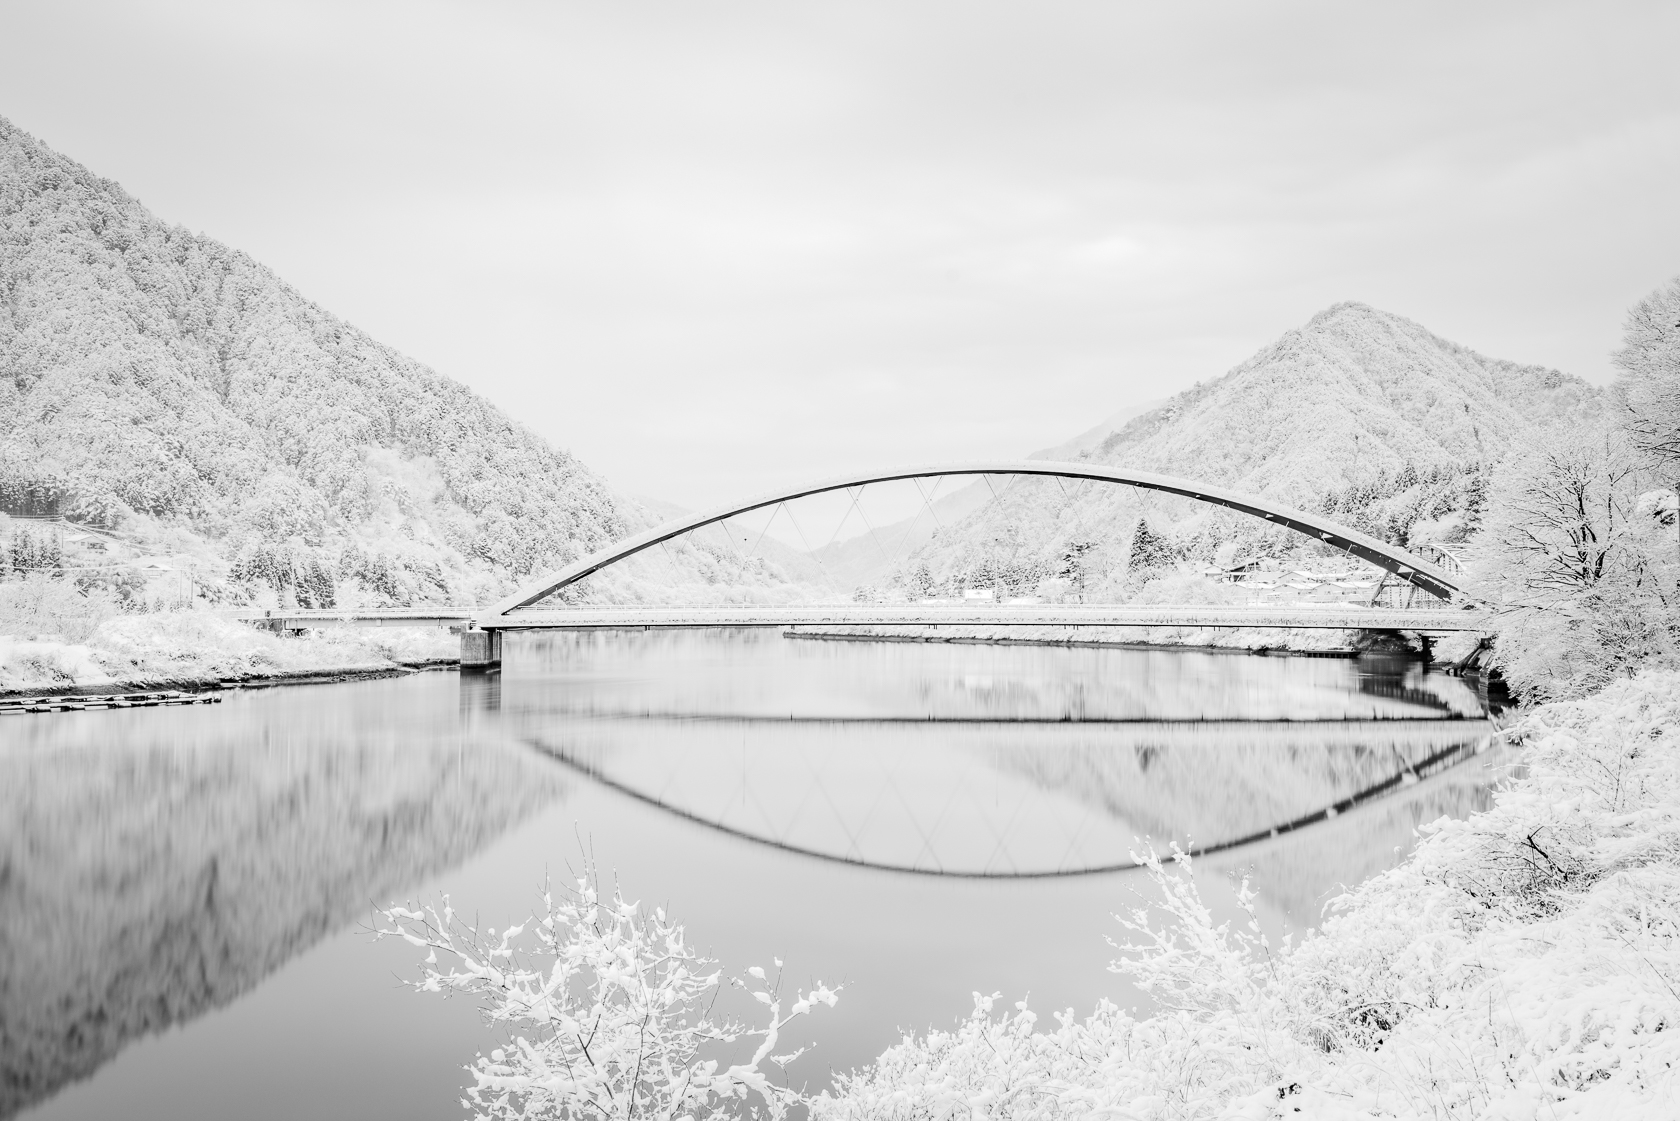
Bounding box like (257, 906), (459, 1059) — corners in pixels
(0, 685), (567, 1120)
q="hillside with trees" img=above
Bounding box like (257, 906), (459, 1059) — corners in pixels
(881, 302), (1605, 603)
(0, 115), (674, 607)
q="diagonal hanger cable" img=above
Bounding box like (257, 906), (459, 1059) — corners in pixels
(849, 485), (896, 566)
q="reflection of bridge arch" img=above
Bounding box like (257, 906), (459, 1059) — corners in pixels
(518, 720), (1497, 879)
(484, 460), (1463, 624)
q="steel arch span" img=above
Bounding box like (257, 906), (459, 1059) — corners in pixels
(481, 460), (1463, 625)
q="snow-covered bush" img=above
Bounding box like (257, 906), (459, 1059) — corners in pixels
(377, 876), (839, 1121)
(0, 573), (123, 642)
(817, 670), (1680, 1120)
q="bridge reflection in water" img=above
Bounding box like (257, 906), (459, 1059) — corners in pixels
(5, 636), (1511, 1121)
(471, 630), (1508, 910)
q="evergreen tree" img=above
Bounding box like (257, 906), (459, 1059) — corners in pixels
(1127, 521), (1173, 576)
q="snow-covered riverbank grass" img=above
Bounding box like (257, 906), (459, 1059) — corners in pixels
(814, 669), (1680, 1120)
(0, 609), (456, 694)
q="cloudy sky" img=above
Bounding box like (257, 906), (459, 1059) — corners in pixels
(2, 1), (1677, 507)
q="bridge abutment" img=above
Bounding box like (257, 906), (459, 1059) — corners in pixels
(460, 628), (502, 671)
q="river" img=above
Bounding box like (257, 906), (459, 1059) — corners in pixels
(1, 631), (1506, 1120)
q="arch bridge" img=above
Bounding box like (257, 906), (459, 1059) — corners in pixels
(466, 460), (1475, 663)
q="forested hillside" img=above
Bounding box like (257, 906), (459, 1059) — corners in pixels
(888, 302), (1603, 600)
(0, 116), (640, 606)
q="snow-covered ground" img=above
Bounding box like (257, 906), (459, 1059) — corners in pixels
(0, 610), (456, 693)
(814, 669), (1680, 1119)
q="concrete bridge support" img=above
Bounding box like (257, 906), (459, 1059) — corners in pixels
(460, 628), (501, 671)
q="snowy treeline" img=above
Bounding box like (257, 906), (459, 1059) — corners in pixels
(0, 116), (637, 607)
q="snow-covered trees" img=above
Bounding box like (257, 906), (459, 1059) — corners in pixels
(1459, 278), (1680, 701)
(1125, 521), (1174, 579)
(1614, 275), (1680, 481)
(5, 525), (61, 575)
(0, 114), (633, 605)
(376, 876), (838, 1121)
(1463, 423), (1676, 699)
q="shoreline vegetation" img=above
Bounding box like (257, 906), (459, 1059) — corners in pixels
(0, 601), (458, 695)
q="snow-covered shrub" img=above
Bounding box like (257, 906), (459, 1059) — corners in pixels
(0, 573), (122, 642)
(0, 635), (108, 687)
(377, 875), (839, 1121)
(817, 670), (1680, 1120)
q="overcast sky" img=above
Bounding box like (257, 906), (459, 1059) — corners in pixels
(2, 1), (1678, 508)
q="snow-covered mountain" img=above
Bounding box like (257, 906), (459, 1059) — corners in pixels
(0, 116), (655, 606)
(893, 302), (1603, 598)
(1090, 303), (1597, 500)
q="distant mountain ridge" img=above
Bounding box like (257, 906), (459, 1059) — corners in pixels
(1090, 302), (1599, 502)
(894, 302), (1603, 595)
(1030, 397), (1167, 462)
(0, 115), (632, 605)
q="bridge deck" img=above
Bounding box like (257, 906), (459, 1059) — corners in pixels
(494, 604), (1486, 632)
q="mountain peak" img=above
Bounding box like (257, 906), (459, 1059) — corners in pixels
(1093, 301), (1600, 504)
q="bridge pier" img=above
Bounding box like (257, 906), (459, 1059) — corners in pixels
(460, 628), (502, 671)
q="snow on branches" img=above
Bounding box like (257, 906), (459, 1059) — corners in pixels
(375, 875), (838, 1121)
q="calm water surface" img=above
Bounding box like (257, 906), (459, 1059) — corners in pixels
(2, 632), (1505, 1120)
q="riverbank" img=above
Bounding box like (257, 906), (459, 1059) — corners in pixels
(816, 667), (1680, 1119)
(0, 610), (458, 696)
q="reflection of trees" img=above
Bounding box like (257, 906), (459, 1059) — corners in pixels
(1204, 766), (1499, 921)
(981, 725), (1507, 920)
(0, 700), (567, 1120)
(983, 723), (1491, 844)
